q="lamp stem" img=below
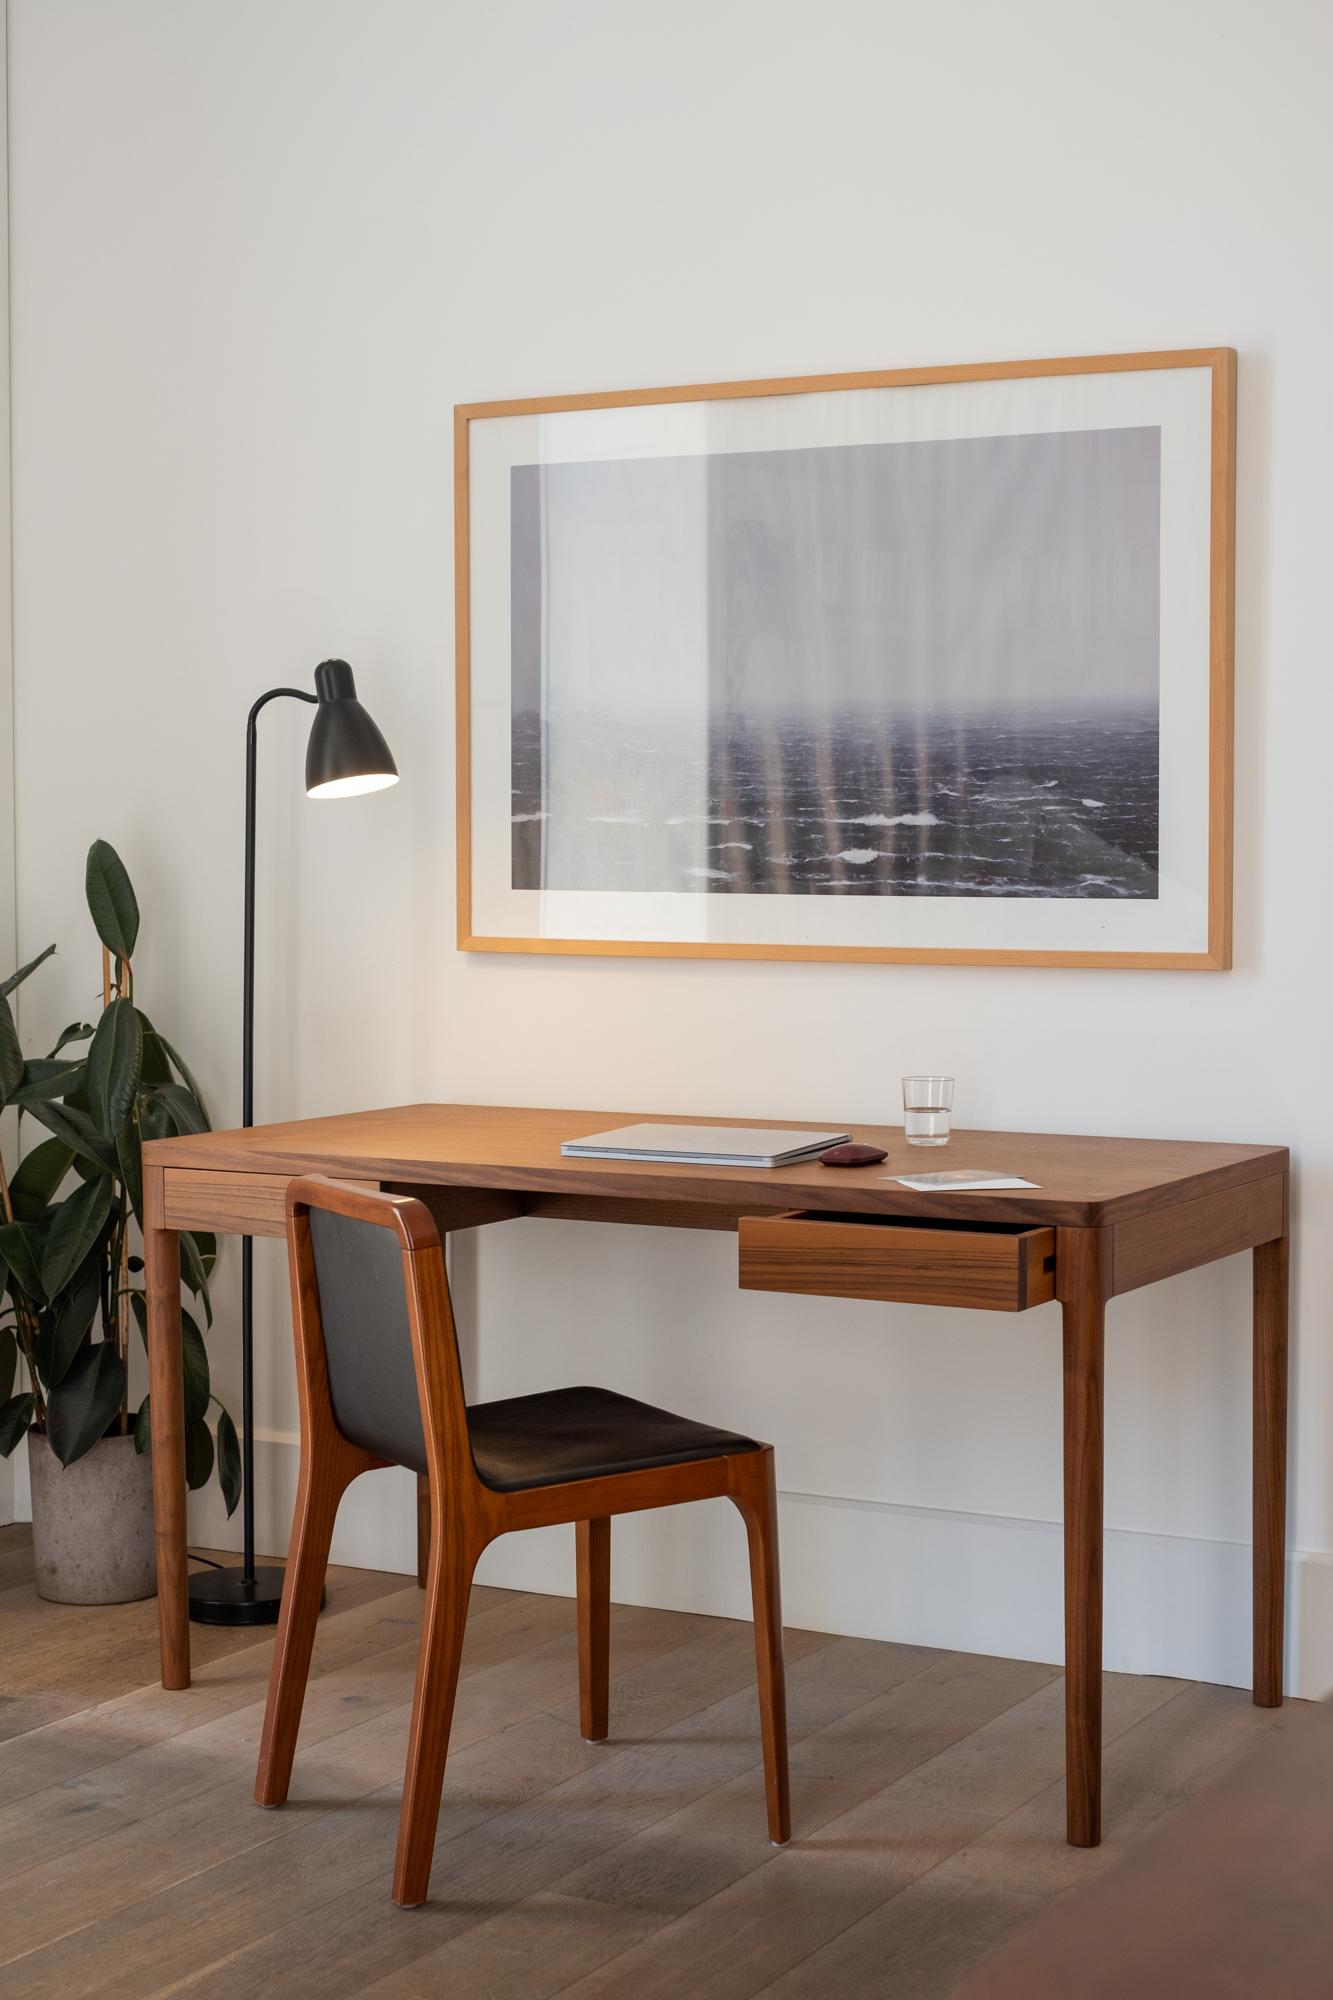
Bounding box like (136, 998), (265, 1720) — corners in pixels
(189, 680), (338, 1627)
(239, 688), (315, 1589)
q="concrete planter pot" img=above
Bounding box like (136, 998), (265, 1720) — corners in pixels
(27, 1429), (157, 1604)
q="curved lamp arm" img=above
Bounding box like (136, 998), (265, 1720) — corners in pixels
(244, 689), (317, 1127)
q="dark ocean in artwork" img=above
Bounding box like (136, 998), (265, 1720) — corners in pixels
(511, 708), (1159, 899)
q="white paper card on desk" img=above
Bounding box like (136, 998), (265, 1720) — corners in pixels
(561, 1124), (850, 1168)
(892, 1169), (1039, 1191)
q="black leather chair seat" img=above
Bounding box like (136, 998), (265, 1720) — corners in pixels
(466, 1384), (759, 1493)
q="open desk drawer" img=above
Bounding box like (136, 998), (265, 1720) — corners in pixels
(738, 1210), (1056, 1312)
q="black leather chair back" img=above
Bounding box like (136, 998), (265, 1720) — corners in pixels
(308, 1206), (430, 1476)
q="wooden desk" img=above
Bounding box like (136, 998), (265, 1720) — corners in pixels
(142, 1104), (1290, 1849)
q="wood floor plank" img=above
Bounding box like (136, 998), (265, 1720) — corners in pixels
(0, 1551), (1312, 2000)
(444, 1653), (1060, 2000)
(45, 1632), (874, 2000)
(941, 1676), (1299, 1900)
(0, 1583), (426, 1804)
(547, 1610), (806, 1745)
(0, 1550), (410, 1707)
(0, 1525), (36, 1590)
(356, 1655), (1006, 2000)
(0, 1596), (740, 1966)
(0, 1584), (562, 1879)
(751, 1867), (1047, 1999)
(0, 1690), (92, 1747)
(562, 1666), (1184, 2000)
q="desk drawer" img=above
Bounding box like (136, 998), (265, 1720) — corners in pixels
(738, 1210), (1056, 1311)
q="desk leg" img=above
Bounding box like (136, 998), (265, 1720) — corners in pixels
(1059, 1226), (1108, 1848)
(1253, 1224), (1289, 1707)
(145, 1166), (190, 1689)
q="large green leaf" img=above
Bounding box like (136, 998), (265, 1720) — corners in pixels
(125, 1288), (211, 1409)
(0, 1391), (35, 1455)
(87, 999), (143, 1139)
(24, 1098), (118, 1177)
(9, 1138), (75, 1223)
(40, 1175), (113, 1302)
(215, 1406), (241, 1516)
(0, 1219), (46, 1302)
(48, 1020), (95, 1058)
(137, 1092), (174, 1144)
(45, 1342), (126, 1466)
(0, 1326), (16, 1403)
(85, 840), (140, 962)
(62, 1068), (90, 1112)
(157, 1036), (211, 1125)
(10, 1058), (86, 1106)
(184, 1418), (214, 1491)
(0, 943), (57, 999)
(36, 1267), (100, 1391)
(0, 996), (23, 1104)
(117, 1126), (144, 1226)
(139, 1025), (171, 1087)
(179, 1232), (213, 1323)
(181, 1308), (211, 1424)
(145, 1081), (208, 1137)
(133, 1393), (151, 1453)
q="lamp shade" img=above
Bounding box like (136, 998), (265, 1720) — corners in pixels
(304, 658), (399, 798)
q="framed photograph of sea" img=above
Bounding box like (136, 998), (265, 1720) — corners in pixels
(457, 349), (1234, 967)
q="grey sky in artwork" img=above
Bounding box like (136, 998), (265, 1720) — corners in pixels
(511, 425), (1161, 719)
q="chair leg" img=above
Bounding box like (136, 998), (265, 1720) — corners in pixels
(732, 1450), (791, 1845)
(254, 1451), (352, 1807)
(576, 1517), (611, 1742)
(416, 1474), (430, 1588)
(392, 1525), (483, 1907)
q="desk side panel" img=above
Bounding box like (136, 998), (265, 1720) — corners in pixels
(1109, 1174), (1287, 1296)
(161, 1169), (377, 1238)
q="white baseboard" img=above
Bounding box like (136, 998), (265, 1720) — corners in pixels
(181, 1432), (1330, 1700)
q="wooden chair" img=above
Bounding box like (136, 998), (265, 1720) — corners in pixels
(254, 1176), (790, 1906)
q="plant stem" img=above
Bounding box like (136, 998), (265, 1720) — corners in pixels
(0, 1143), (47, 1426)
(101, 944), (133, 1433)
(117, 1194), (130, 1433)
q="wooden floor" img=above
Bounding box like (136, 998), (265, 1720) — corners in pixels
(0, 1523), (1303, 1999)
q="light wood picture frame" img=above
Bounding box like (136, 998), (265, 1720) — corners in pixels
(456, 348), (1235, 969)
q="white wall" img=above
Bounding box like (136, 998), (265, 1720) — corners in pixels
(7, 0), (1333, 1692)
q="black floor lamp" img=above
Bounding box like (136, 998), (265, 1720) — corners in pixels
(188, 659), (399, 1627)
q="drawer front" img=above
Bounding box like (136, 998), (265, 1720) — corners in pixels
(738, 1211), (1056, 1312)
(161, 1169), (377, 1238)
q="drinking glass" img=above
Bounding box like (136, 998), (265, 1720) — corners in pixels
(902, 1075), (954, 1146)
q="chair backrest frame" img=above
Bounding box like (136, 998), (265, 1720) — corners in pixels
(284, 1177), (477, 1506)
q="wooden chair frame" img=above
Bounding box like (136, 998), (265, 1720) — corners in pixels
(254, 1176), (790, 1906)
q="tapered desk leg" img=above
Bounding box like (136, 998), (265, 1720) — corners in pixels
(1058, 1226), (1109, 1849)
(145, 1166), (190, 1690)
(1253, 1222), (1289, 1708)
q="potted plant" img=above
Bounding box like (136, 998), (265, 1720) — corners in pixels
(0, 840), (239, 1602)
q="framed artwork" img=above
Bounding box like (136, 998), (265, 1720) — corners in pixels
(456, 348), (1234, 968)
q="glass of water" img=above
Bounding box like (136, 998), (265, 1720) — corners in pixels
(902, 1075), (954, 1146)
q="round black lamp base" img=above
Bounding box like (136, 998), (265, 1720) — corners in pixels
(188, 1565), (288, 1626)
